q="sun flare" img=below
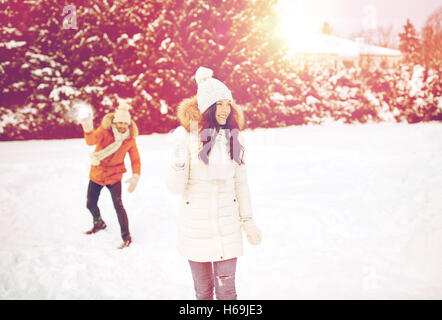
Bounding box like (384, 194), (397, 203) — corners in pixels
(276, 0), (331, 53)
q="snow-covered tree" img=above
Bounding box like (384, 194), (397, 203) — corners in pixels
(1, 1), (440, 140)
(0, 0), (170, 138)
(0, 0), (80, 139)
(398, 19), (421, 64)
(149, 0), (291, 128)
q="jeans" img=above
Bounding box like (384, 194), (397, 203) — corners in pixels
(86, 180), (130, 241)
(188, 258), (237, 300)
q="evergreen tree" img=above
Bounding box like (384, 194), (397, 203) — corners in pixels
(398, 19), (421, 64)
(1, 0), (292, 137)
(150, 0), (291, 128)
(0, 0), (77, 138)
(0, 0), (168, 138)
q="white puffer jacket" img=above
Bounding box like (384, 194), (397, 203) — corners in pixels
(166, 97), (254, 262)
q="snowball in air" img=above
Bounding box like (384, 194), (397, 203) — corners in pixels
(75, 102), (93, 121)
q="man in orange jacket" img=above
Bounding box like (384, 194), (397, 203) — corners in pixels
(80, 103), (141, 249)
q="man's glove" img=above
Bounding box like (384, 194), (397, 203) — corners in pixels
(241, 219), (262, 245)
(125, 174), (140, 193)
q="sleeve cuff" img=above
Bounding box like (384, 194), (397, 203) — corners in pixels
(172, 163), (186, 171)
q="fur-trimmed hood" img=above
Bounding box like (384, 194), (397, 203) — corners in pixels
(176, 96), (245, 132)
(101, 113), (139, 138)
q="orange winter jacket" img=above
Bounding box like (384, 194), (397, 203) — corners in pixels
(84, 113), (141, 186)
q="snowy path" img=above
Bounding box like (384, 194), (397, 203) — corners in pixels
(0, 122), (441, 299)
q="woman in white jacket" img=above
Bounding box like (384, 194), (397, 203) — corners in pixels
(166, 67), (262, 300)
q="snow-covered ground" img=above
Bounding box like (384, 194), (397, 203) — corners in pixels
(0, 122), (441, 299)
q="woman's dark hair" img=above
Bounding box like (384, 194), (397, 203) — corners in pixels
(198, 102), (245, 165)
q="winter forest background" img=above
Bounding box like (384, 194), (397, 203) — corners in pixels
(1, 0), (442, 300)
(0, 0), (441, 140)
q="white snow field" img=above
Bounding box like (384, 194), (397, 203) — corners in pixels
(0, 122), (441, 300)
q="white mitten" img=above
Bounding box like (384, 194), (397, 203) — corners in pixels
(125, 174), (140, 193)
(172, 127), (189, 168)
(80, 116), (93, 133)
(241, 219), (262, 245)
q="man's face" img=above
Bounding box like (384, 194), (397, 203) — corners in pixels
(115, 122), (129, 133)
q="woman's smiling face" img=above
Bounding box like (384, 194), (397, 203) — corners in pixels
(215, 99), (231, 125)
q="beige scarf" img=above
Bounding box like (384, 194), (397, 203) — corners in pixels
(90, 124), (130, 166)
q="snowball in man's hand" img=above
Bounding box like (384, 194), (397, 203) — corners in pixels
(75, 101), (93, 121)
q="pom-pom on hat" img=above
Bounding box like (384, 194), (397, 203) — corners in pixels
(113, 102), (131, 124)
(195, 66), (233, 114)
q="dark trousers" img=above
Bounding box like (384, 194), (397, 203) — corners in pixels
(86, 180), (130, 241)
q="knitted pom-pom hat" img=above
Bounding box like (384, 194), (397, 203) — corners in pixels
(113, 102), (131, 124)
(195, 66), (233, 114)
